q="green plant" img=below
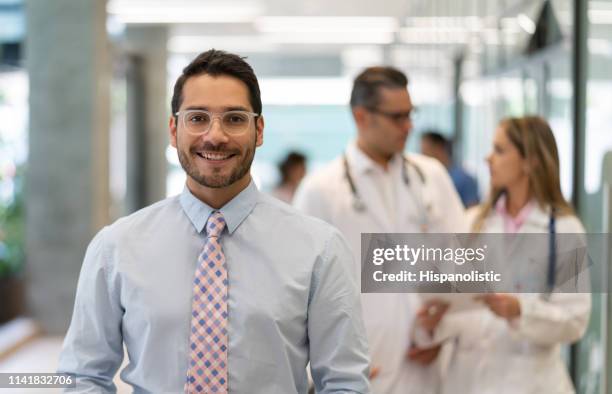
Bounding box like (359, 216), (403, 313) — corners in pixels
(0, 166), (25, 277)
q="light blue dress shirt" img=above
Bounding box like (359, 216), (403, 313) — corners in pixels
(58, 181), (371, 393)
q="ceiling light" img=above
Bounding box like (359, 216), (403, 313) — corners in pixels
(107, 0), (262, 24)
(254, 16), (399, 34)
(517, 13), (536, 34)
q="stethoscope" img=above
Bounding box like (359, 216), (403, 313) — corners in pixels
(505, 200), (557, 293)
(547, 209), (557, 292)
(342, 152), (430, 231)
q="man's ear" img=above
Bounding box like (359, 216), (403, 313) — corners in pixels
(352, 106), (368, 129)
(169, 115), (178, 148)
(255, 115), (264, 147)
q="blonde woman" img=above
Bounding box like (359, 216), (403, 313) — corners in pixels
(429, 116), (591, 394)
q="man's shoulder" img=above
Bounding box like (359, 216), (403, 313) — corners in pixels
(297, 157), (343, 193)
(258, 192), (339, 234)
(405, 152), (447, 175)
(449, 164), (476, 183)
(292, 157), (344, 212)
(104, 195), (182, 239)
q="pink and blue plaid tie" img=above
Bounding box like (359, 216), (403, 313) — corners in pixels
(186, 211), (228, 393)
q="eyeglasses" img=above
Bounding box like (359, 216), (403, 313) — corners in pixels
(366, 106), (418, 123)
(175, 109), (259, 136)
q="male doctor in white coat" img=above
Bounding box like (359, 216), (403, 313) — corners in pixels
(293, 66), (466, 394)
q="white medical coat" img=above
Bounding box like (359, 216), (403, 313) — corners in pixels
(433, 204), (592, 394)
(293, 142), (467, 394)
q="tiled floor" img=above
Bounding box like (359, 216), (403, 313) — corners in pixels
(0, 336), (130, 393)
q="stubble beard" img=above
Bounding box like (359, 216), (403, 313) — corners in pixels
(177, 134), (256, 189)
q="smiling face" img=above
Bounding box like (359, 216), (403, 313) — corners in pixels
(170, 74), (263, 190)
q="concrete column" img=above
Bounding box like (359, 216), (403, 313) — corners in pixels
(125, 26), (168, 210)
(25, 0), (110, 334)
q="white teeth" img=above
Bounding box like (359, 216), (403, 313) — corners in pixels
(200, 152), (231, 160)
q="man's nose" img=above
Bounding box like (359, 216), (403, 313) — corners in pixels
(204, 117), (229, 143)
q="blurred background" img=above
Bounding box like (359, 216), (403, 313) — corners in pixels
(1, 0), (612, 392)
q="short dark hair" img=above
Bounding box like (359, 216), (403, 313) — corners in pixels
(350, 66), (409, 108)
(421, 130), (449, 146)
(421, 130), (452, 155)
(278, 151), (306, 183)
(171, 49), (262, 117)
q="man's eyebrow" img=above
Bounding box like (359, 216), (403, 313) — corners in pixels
(226, 106), (251, 112)
(183, 106), (209, 111)
(183, 105), (251, 112)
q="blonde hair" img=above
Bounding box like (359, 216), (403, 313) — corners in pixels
(473, 116), (574, 232)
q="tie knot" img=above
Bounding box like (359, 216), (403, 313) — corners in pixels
(206, 211), (226, 238)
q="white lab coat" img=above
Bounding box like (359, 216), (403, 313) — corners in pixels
(433, 204), (591, 394)
(293, 142), (467, 394)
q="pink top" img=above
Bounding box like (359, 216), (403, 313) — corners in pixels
(495, 195), (534, 234)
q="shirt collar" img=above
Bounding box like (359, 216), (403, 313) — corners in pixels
(346, 140), (403, 175)
(179, 180), (259, 235)
(495, 194), (535, 233)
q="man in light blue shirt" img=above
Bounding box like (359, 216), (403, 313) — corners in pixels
(58, 49), (371, 393)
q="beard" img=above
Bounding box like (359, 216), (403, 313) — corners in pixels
(177, 134), (256, 189)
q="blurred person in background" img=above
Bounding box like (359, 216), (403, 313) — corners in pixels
(57, 49), (371, 394)
(420, 116), (591, 394)
(272, 150), (307, 203)
(420, 130), (480, 208)
(294, 66), (466, 394)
